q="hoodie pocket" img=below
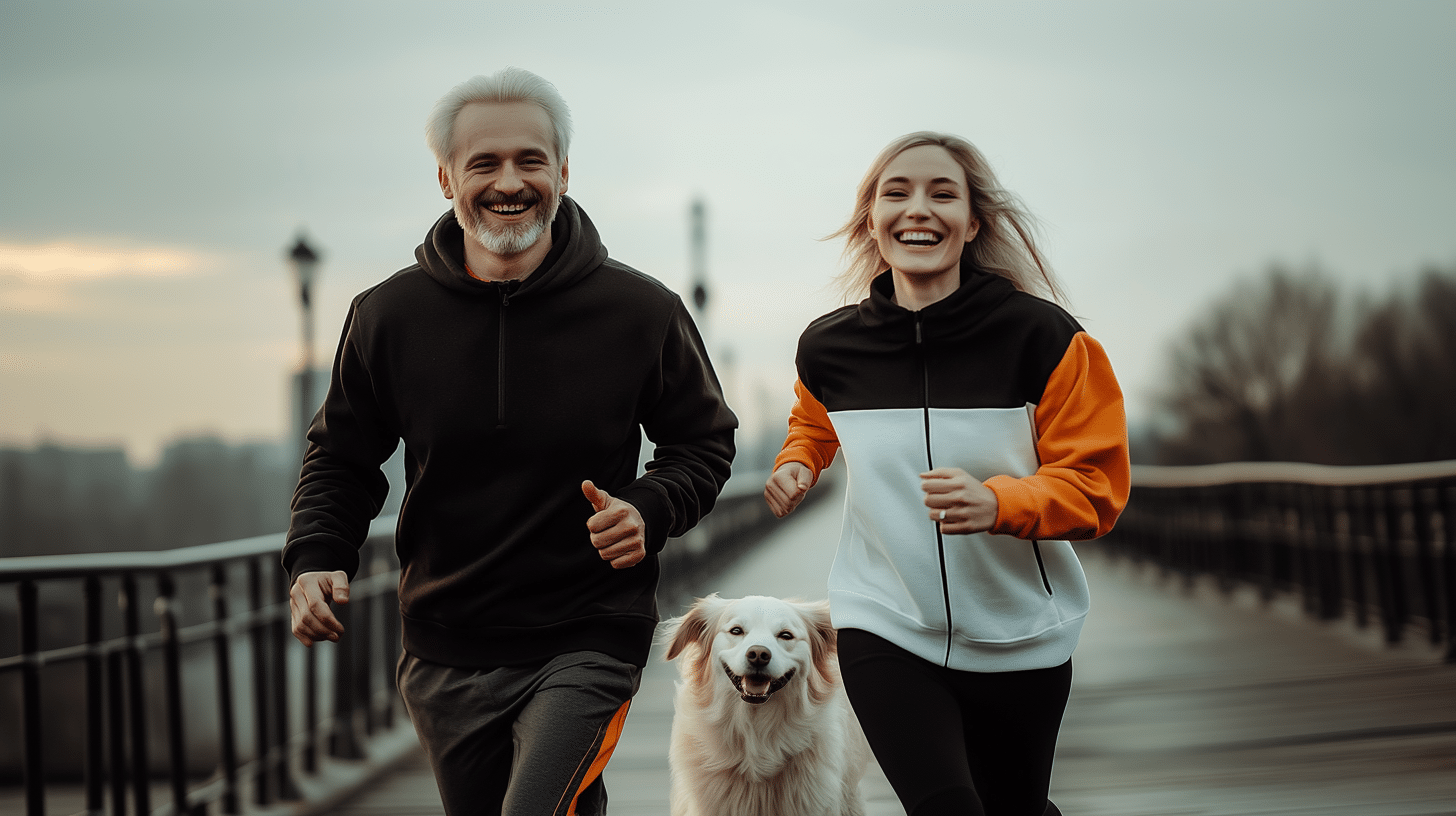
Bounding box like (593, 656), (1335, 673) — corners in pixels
(1031, 540), (1054, 595)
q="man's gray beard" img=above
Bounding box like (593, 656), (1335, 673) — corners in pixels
(459, 194), (560, 257)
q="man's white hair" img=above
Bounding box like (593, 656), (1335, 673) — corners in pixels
(425, 67), (573, 166)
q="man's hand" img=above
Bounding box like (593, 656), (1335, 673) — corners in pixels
(921, 467), (999, 535)
(764, 462), (814, 518)
(289, 570), (349, 646)
(583, 480), (646, 569)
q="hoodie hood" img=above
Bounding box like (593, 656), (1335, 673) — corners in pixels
(415, 194), (610, 299)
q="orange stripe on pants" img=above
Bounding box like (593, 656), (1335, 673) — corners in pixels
(566, 700), (632, 816)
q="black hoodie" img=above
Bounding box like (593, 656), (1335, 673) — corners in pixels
(283, 198), (737, 668)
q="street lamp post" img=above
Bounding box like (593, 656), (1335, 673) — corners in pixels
(282, 234), (324, 790)
(287, 235), (320, 465)
(286, 233), (365, 761)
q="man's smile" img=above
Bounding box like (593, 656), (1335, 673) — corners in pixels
(487, 201), (531, 215)
(481, 196), (539, 218)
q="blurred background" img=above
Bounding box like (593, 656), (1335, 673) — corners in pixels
(2, 0), (1453, 548)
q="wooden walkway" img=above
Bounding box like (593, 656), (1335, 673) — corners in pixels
(327, 484), (1456, 816)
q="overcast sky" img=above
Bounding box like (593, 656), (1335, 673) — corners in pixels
(2, 0), (1453, 465)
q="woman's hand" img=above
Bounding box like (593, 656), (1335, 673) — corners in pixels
(921, 467), (998, 535)
(764, 462), (814, 518)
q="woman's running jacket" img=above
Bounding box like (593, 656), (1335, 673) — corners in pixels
(777, 264), (1130, 672)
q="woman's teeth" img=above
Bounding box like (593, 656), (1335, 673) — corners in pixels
(898, 230), (941, 246)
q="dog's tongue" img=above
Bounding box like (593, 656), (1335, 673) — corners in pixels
(742, 675), (773, 697)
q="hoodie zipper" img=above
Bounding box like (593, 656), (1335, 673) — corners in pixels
(494, 282), (515, 429)
(916, 315), (955, 668)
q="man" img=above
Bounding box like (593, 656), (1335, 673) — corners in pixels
(283, 67), (736, 815)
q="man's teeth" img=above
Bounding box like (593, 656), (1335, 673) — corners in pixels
(898, 231), (941, 245)
(488, 203), (530, 214)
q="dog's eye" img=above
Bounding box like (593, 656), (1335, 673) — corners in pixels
(777, 631), (794, 640)
(728, 626), (744, 636)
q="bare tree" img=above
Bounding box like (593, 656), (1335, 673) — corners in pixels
(1154, 263), (1456, 466)
(1343, 267), (1456, 464)
(1155, 265), (1339, 464)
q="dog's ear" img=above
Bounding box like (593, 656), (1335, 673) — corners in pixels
(799, 599), (839, 705)
(664, 593), (725, 661)
(801, 599), (835, 654)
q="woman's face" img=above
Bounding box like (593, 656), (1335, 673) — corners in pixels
(868, 145), (979, 282)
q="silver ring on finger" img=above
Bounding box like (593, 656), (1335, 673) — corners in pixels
(939, 509), (947, 521)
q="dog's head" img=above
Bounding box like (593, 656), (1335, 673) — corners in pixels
(662, 594), (838, 707)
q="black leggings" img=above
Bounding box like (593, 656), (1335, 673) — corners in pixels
(837, 629), (1072, 816)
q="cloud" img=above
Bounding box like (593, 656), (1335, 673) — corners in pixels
(0, 240), (207, 280)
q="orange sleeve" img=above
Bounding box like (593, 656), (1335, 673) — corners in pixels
(773, 379), (840, 482)
(985, 332), (1130, 541)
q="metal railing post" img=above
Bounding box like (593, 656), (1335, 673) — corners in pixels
(1413, 487), (1443, 647)
(84, 575), (105, 816)
(107, 649), (128, 816)
(120, 574), (152, 816)
(1296, 486), (1314, 612)
(328, 596), (365, 759)
(18, 580), (44, 816)
(1442, 484), (1456, 663)
(247, 559), (272, 806)
(1365, 488), (1399, 644)
(1331, 487), (1367, 628)
(380, 569), (401, 730)
(270, 562), (302, 800)
(303, 632), (319, 773)
(210, 564), (242, 814)
(357, 562), (375, 737)
(1257, 488), (1278, 602)
(157, 572), (194, 816)
(1380, 486), (1410, 643)
(1312, 485), (1342, 620)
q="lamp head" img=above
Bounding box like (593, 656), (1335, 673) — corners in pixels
(288, 235), (320, 305)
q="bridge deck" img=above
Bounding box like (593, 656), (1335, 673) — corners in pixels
(330, 483), (1455, 816)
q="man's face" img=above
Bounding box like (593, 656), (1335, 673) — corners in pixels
(439, 101), (569, 258)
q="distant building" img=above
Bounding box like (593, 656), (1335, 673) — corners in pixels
(0, 443), (137, 556)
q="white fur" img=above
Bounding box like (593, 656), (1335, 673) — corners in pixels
(661, 594), (871, 816)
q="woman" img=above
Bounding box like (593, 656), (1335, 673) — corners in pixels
(764, 132), (1130, 816)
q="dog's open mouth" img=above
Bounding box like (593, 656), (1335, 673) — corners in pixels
(722, 663), (796, 705)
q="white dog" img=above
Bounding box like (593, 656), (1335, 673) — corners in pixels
(662, 594), (870, 816)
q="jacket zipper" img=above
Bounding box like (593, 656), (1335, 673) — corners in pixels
(916, 315), (955, 667)
(495, 283), (513, 429)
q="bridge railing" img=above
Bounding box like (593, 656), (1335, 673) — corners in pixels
(1104, 459), (1456, 662)
(0, 469), (790, 816)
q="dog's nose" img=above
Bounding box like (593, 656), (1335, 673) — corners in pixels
(746, 645), (771, 669)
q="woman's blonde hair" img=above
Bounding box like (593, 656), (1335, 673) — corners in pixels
(828, 132), (1065, 304)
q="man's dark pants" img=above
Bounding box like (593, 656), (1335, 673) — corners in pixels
(398, 649), (641, 815)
